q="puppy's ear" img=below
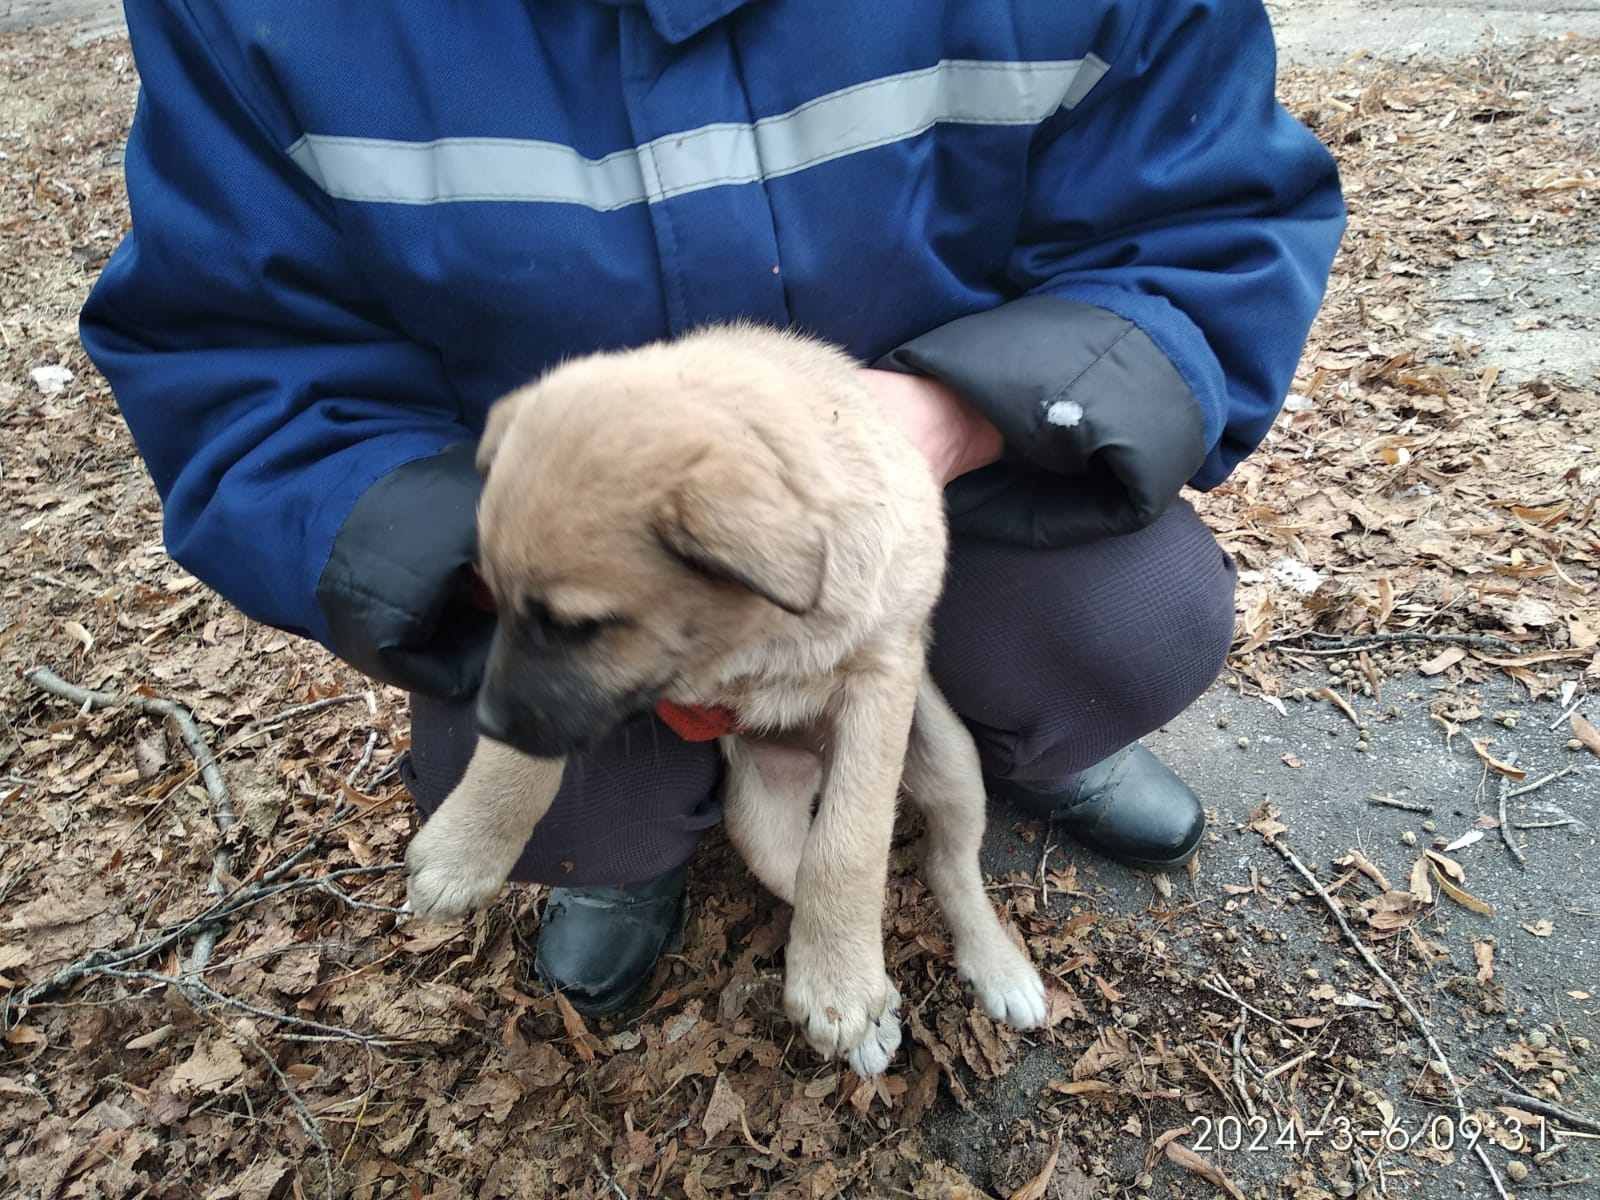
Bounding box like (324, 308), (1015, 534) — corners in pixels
(655, 457), (827, 617)
(476, 387), (530, 476)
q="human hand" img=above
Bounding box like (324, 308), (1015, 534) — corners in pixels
(858, 368), (1002, 485)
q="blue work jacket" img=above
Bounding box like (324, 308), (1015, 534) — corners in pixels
(81, 0), (1344, 699)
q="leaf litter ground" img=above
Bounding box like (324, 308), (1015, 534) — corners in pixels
(1, 24), (1597, 1200)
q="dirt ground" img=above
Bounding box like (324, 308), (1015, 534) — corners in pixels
(2, 4), (1598, 1200)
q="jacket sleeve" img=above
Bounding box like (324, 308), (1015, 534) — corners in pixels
(79, 5), (491, 699)
(878, 0), (1345, 545)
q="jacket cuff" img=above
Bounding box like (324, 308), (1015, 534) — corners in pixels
(315, 442), (492, 700)
(876, 294), (1208, 544)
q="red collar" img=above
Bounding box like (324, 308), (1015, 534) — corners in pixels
(654, 699), (742, 742)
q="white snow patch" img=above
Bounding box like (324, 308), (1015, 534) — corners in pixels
(1270, 556), (1325, 595)
(31, 365), (74, 395)
(1044, 399), (1083, 428)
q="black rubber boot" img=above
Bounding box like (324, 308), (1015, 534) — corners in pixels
(532, 864), (688, 1017)
(990, 744), (1205, 870)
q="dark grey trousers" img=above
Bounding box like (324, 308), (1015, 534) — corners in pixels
(403, 499), (1236, 886)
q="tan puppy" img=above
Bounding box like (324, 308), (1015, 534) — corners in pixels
(404, 325), (1046, 1075)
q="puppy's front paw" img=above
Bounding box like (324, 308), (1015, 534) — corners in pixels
(959, 940), (1048, 1030)
(404, 814), (516, 921)
(783, 942), (901, 1076)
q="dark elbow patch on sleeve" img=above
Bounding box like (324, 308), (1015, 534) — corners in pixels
(315, 442), (491, 699)
(877, 294), (1208, 545)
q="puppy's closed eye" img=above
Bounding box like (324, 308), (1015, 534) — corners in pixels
(511, 600), (627, 646)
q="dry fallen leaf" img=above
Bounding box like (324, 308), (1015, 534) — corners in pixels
(1425, 850), (1466, 882)
(1572, 713), (1600, 758)
(63, 619), (94, 654)
(1521, 920), (1554, 938)
(1474, 940), (1494, 983)
(700, 1073), (745, 1141)
(1049, 1079), (1114, 1097)
(1409, 857), (1434, 905)
(1431, 866), (1495, 916)
(170, 1037), (245, 1096)
(554, 990), (600, 1064)
(1164, 1137), (1248, 1200)
(1247, 803), (1288, 843)
(1008, 1137), (1062, 1200)
(1419, 646), (1467, 675)
(1470, 739), (1527, 780)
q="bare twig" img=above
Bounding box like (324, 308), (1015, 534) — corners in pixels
(592, 1154), (632, 1200)
(1267, 631), (1522, 655)
(27, 666), (229, 820)
(1318, 686), (1361, 727)
(1516, 819), (1576, 831)
(1497, 771), (1527, 869)
(1037, 831), (1056, 908)
(1201, 977), (1290, 1030)
(1527, 1179), (1594, 1191)
(97, 966), (403, 1046)
(345, 691), (381, 790)
(1262, 1048), (1317, 1082)
(3, 863), (403, 1029)
(1548, 696), (1587, 731)
(225, 1019), (337, 1200)
(25, 667), (240, 970)
(1269, 837), (1508, 1200)
(1498, 1091), (1600, 1135)
(1505, 765), (1579, 799)
(1368, 794), (1433, 814)
(1230, 1007), (1258, 1120)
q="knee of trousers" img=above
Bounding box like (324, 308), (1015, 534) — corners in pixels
(403, 694), (724, 887)
(946, 517), (1238, 789)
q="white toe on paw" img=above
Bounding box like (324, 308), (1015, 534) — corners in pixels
(847, 1007), (902, 1077)
(784, 960), (901, 1074)
(964, 947), (1048, 1030)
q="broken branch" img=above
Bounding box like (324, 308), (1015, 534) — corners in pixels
(1269, 837), (1508, 1200)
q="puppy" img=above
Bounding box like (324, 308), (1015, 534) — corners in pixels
(405, 325), (1047, 1075)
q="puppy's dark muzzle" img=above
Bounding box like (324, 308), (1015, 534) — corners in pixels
(474, 628), (651, 757)
(474, 690), (598, 757)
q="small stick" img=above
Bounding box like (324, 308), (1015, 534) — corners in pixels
(2, 863), (403, 1028)
(1497, 770), (1527, 870)
(1262, 1048), (1317, 1082)
(1369, 795), (1433, 814)
(1231, 1008), (1258, 1120)
(1037, 832), (1056, 908)
(1318, 686), (1361, 728)
(1269, 837), (1508, 1200)
(97, 966), (405, 1046)
(1202, 976), (1289, 1030)
(32, 571), (102, 597)
(27, 666), (229, 822)
(24, 668), (239, 969)
(1548, 697), (1587, 732)
(1517, 819), (1575, 831)
(1268, 631), (1522, 655)
(238, 694), (366, 738)
(1527, 1180), (1594, 1191)
(1505, 765), (1580, 799)
(1497, 1091), (1600, 1135)
(226, 1020), (336, 1200)
(591, 1155), (632, 1200)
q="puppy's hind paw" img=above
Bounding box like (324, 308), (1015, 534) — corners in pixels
(963, 947), (1048, 1030)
